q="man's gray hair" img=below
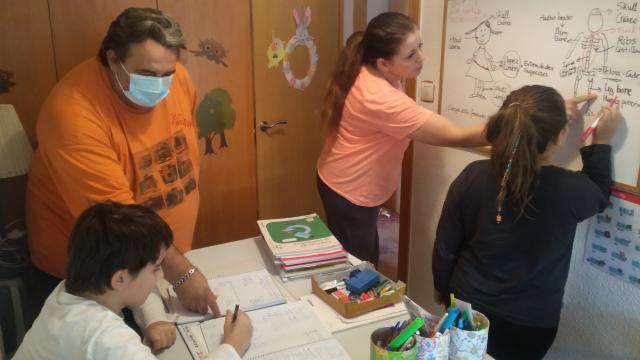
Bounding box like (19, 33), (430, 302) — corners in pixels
(98, 7), (186, 66)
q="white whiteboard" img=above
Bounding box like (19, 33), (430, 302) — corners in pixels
(441, 0), (640, 189)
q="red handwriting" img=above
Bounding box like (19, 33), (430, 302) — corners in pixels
(171, 114), (195, 129)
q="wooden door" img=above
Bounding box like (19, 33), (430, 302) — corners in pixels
(48, 0), (155, 78)
(252, 0), (341, 219)
(0, 0), (57, 146)
(160, 1), (259, 248)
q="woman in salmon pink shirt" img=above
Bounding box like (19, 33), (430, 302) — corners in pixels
(317, 12), (485, 265)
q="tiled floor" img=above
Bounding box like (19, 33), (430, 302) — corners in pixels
(377, 208), (399, 280)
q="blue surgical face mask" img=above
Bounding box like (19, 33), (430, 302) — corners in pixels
(114, 62), (173, 107)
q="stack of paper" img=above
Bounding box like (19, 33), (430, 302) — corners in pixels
(257, 214), (349, 281)
(160, 269), (287, 324)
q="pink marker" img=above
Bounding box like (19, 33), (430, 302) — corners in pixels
(580, 97), (617, 142)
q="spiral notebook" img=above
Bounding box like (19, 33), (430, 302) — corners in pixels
(178, 300), (350, 360)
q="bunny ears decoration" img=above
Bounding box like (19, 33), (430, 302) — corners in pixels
(292, 6), (311, 28)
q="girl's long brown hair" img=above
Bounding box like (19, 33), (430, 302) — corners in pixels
(321, 12), (417, 129)
(485, 85), (567, 220)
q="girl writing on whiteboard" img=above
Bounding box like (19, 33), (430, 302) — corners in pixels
(432, 85), (620, 359)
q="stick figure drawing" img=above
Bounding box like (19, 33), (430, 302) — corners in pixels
(465, 19), (502, 99)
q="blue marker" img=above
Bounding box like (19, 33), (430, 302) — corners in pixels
(438, 308), (459, 333)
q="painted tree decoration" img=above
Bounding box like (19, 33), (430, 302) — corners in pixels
(196, 88), (236, 155)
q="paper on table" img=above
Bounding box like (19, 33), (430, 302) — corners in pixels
(162, 269), (286, 324)
(200, 301), (349, 360)
(300, 293), (408, 333)
(249, 338), (351, 360)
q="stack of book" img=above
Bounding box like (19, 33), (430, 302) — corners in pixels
(258, 214), (350, 280)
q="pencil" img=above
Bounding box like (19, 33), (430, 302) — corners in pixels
(232, 304), (239, 322)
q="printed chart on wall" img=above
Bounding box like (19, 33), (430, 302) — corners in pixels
(584, 190), (640, 288)
(441, 0), (640, 188)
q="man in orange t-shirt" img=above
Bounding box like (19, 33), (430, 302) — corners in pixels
(26, 8), (220, 318)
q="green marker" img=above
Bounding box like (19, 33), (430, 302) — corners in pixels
(387, 317), (424, 351)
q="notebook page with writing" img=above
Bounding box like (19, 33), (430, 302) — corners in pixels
(177, 322), (209, 360)
(200, 301), (349, 359)
(163, 269), (287, 324)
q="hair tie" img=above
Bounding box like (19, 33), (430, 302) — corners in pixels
(508, 102), (521, 108)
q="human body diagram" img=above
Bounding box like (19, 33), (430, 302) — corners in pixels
(565, 8), (611, 97)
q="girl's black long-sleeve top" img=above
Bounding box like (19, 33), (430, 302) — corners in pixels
(432, 145), (611, 328)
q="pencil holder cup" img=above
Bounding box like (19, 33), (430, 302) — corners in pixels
(448, 311), (489, 360)
(370, 326), (418, 360)
(414, 314), (449, 360)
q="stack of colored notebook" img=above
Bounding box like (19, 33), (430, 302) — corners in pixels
(258, 214), (350, 280)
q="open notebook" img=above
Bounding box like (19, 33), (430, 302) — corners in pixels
(161, 269), (287, 324)
(178, 300), (350, 360)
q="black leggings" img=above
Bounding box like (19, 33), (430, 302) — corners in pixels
(316, 175), (380, 266)
(481, 308), (558, 360)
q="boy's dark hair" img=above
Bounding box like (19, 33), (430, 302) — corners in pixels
(98, 7), (186, 66)
(65, 201), (173, 295)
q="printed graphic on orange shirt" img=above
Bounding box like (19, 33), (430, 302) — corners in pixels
(134, 129), (197, 211)
(171, 113), (195, 129)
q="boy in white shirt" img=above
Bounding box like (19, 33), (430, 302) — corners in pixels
(14, 202), (252, 359)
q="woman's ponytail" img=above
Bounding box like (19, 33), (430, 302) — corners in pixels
(321, 31), (364, 129)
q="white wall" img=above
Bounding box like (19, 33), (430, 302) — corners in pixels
(342, 0), (354, 45)
(408, 1), (640, 358)
(342, 0), (390, 43)
(366, 0), (389, 22)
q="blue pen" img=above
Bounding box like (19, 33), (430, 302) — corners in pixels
(385, 322), (400, 347)
(457, 318), (463, 329)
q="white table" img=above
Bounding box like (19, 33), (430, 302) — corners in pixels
(157, 237), (406, 359)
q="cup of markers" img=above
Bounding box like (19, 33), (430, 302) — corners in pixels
(448, 310), (489, 360)
(414, 314), (450, 360)
(370, 318), (423, 360)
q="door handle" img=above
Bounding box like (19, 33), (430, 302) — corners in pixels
(259, 120), (288, 132)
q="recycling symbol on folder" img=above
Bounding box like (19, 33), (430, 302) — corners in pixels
(283, 224), (312, 239)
